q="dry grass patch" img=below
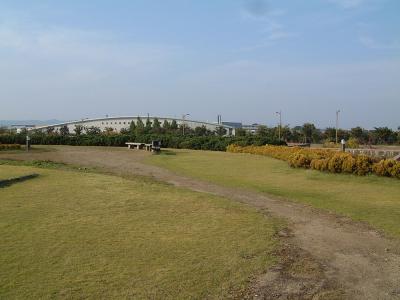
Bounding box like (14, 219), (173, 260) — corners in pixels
(0, 165), (281, 299)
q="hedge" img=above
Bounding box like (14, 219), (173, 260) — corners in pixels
(0, 133), (286, 152)
(227, 144), (400, 179)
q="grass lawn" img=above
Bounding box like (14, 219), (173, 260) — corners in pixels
(148, 150), (400, 238)
(0, 164), (280, 299)
(0, 167), (34, 180)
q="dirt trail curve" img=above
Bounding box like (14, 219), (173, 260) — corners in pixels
(2, 146), (400, 299)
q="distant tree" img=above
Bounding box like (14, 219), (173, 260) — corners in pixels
(372, 127), (396, 144)
(397, 127), (400, 144)
(103, 127), (115, 135)
(290, 126), (303, 143)
(170, 119), (178, 131)
(162, 120), (171, 132)
(350, 127), (363, 140)
(281, 125), (292, 141)
(144, 117), (152, 134)
(338, 129), (350, 141)
(46, 127), (55, 135)
(59, 125), (69, 136)
(324, 127), (337, 142)
(215, 126), (227, 136)
(152, 118), (161, 133)
(74, 125), (83, 135)
(86, 126), (101, 135)
(257, 125), (269, 137)
(129, 120), (136, 134)
(19, 128), (28, 135)
(311, 129), (323, 143)
(194, 126), (208, 136)
(235, 128), (247, 137)
(301, 123), (316, 143)
(120, 128), (129, 134)
(135, 117), (145, 135)
(0, 126), (8, 134)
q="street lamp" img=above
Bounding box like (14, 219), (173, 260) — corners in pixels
(182, 114), (190, 135)
(336, 109), (340, 144)
(275, 111), (282, 141)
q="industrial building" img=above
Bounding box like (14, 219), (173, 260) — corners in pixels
(31, 116), (236, 136)
(222, 122), (262, 134)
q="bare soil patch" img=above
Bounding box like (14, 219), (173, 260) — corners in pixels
(2, 146), (400, 299)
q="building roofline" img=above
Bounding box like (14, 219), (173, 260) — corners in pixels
(30, 116), (234, 130)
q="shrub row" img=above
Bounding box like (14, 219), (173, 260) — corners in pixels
(0, 133), (286, 152)
(227, 144), (400, 179)
(0, 144), (21, 151)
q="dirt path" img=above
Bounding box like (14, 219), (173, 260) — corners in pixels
(2, 146), (400, 299)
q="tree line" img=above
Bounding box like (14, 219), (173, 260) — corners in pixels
(0, 117), (284, 151)
(1, 118), (399, 150)
(237, 123), (400, 145)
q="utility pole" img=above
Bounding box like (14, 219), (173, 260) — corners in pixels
(336, 109), (340, 144)
(182, 113), (190, 135)
(276, 111), (282, 141)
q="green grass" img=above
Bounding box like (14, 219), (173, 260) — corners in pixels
(0, 165), (281, 299)
(148, 149), (400, 238)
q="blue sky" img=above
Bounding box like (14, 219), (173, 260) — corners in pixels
(0, 0), (399, 129)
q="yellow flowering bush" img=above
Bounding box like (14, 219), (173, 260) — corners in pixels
(227, 144), (398, 179)
(373, 159), (400, 178)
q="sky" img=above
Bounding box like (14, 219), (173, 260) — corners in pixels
(0, 0), (399, 129)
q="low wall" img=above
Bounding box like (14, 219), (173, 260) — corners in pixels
(346, 149), (400, 159)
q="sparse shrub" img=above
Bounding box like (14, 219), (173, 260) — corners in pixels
(354, 155), (373, 176)
(327, 153), (347, 173)
(342, 154), (356, 173)
(289, 153), (312, 168)
(346, 138), (360, 149)
(311, 158), (324, 171)
(390, 162), (400, 179)
(373, 159), (400, 178)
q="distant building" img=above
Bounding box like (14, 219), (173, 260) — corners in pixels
(222, 121), (263, 134)
(221, 122), (242, 129)
(242, 123), (261, 134)
(30, 116), (236, 136)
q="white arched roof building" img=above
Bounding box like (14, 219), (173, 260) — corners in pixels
(31, 116), (235, 136)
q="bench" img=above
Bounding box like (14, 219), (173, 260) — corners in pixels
(126, 142), (146, 150)
(126, 141), (161, 153)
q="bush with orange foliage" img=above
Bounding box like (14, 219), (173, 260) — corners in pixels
(227, 144), (398, 179)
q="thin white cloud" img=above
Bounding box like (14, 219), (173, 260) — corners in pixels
(359, 35), (400, 50)
(262, 20), (294, 41)
(0, 21), (176, 68)
(327, 0), (368, 9)
(239, 3), (293, 52)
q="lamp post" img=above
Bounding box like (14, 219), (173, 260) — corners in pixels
(275, 111), (282, 141)
(336, 109), (340, 144)
(26, 134), (30, 151)
(182, 114), (190, 135)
